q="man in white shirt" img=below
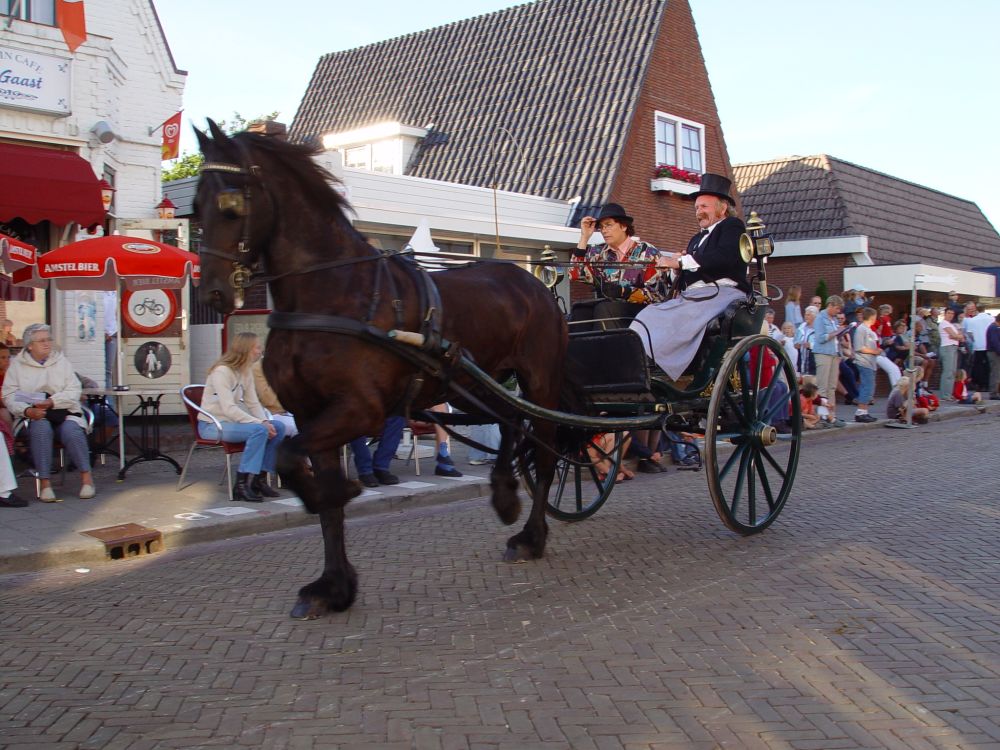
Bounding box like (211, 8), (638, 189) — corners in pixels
(103, 291), (118, 388)
(963, 301), (994, 389)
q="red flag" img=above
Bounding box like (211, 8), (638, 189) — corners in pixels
(56, 0), (87, 53)
(160, 112), (182, 161)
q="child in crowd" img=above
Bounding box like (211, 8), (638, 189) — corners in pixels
(798, 381), (821, 429)
(851, 307), (880, 422)
(952, 369), (983, 406)
(780, 322), (798, 377)
(886, 376), (929, 424)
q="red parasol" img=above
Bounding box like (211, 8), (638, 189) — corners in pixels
(12, 235), (199, 291)
(0, 231), (38, 270)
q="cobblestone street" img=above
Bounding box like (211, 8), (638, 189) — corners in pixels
(2, 413), (998, 749)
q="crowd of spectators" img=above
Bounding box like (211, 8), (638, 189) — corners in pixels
(772, 287), (999, 428)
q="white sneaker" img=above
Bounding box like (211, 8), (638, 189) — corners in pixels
(39, 486), (61, 503)
(79, 484), (96, 499)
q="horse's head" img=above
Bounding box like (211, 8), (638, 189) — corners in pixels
(193, 120), (278, 314)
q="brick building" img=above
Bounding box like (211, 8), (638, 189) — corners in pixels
(1, 0), (185, 387)
(289, 0), (733, 287)
(733, 155), (1000, 324)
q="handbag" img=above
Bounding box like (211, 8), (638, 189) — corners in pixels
(45, 408), (72, 427)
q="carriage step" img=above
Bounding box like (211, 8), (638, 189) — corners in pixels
(81, 523), (163, 561)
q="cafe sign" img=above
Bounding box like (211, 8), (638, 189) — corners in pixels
(0, 45), (71, 116)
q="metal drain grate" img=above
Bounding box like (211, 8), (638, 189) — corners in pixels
(81, 523), (162, 560)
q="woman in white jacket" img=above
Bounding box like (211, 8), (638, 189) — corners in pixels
(1, 323), (94, 502)
(199, 332), (285, 502)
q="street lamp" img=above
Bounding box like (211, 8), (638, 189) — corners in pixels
(98, 179), (115, 212)
(155, 197), (176, 220)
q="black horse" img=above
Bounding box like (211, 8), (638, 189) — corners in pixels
(194, 121), (570, 618)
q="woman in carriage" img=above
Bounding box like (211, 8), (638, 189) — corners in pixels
(568, 203), (664, 331)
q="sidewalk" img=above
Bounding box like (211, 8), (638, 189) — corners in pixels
(1, 396), (996, 575)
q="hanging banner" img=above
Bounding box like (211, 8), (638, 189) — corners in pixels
(160, 112), (182, 161)
(56, 0), (88, 54)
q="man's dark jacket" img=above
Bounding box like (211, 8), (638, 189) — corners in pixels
(679, 216), (751, 294)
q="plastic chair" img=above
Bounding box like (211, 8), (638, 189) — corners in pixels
(406, 419), (437, 475)
(177, 384), (246, 501)
(13, 403), (95, 497)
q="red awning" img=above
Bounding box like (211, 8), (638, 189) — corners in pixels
(0, 142), (106, 227)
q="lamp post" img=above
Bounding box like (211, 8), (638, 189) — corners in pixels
(98, 179), (115, 212)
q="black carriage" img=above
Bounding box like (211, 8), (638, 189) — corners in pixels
(442, 212), (802, 534)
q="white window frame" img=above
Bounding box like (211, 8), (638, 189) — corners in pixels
(4, 0), (55, 25)
(654, 111), (705, 173)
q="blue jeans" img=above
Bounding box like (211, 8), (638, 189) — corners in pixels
(350, 416), (405, 475)
(856, 366), (875, 407)
(198, 420), (285, 474)
(663, 431), (697, 463)
(467, 422), (500, 462)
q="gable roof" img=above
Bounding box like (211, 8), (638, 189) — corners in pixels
(290, 0), (668, 209)
(733, 155), (1000, 269)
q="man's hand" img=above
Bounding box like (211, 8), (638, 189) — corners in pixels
(578, 216), (596, 245)
(265, 420), (277, 439)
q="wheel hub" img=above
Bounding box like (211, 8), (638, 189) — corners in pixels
(754, 423), (777, 447)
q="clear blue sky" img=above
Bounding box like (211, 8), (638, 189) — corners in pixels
(154, 0), (1000, 230)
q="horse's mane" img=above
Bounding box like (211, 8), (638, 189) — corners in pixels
(228, 131), (352, 220)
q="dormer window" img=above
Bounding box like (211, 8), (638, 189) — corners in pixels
(3, 0), (55, 24)
(323, 121), (429, 176)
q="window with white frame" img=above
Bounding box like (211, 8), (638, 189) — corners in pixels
(654, 112), (705, 173)
(342, 140), (398, 174)
(3, 0), (55, 24)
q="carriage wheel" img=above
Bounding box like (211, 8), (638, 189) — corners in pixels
(703, 334), (801, 535)
(519, 432), (624, 522)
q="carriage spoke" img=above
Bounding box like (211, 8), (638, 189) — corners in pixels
(758, 445), (788, 479)
(722, 390), (752, 429)
(718, 442), (748, 481)
(754, 452), (777, 513)
(729, 446), (752, 516)
(747, 455), (757, 525)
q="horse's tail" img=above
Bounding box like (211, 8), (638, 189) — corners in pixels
(554, 356), (596, 457)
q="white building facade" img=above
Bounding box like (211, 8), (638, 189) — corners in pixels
(1, 0), (185, 389)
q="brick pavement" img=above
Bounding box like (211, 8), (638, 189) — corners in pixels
(0, 409), (998, 748)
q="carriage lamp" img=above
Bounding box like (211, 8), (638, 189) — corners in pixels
(98, 179), (116, 212)
(156, 197), (177, 220)
(738, 212), (774, 263)
(533, 246), (564, 289)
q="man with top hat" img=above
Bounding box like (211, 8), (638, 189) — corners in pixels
(568, 203), (664, 331)
(629, 173), (750, 380)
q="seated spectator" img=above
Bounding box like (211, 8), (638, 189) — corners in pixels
(952, 368), (983, 406)
(0, 319), (18, 347)
(587, 432), (633, 482)
(887, 376), (929, 424)
(888, 320), (929, 382)
(800, 374), (844, 428)
(350, 416), (404, 488)
(467, 422), (500, 466)
(663, 431), (701, 470)
(765, 308), (782, 340)
(1, 323), (94, 502)
(199, 332), (285, 502)
(429, 403), (462, 478)
(628, 429), (667, 473)
(798, 382), (821, 430)
(836, 312), (860, 405)
(0, 445), (26, 507)
(912, 318), (937, 387)
(794, 305), (818, 376)
(252, 358), (298, 438)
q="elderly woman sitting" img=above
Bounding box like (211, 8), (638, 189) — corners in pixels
(1, 323), (94, 502)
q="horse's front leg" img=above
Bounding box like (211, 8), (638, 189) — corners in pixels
(489, 423), (521, 525)
(288, 447), (362, 619)
(502, 420), (553, 562)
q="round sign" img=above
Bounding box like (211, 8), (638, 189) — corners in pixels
(122, 289), (176, 335)
(134, 341), (172, 379)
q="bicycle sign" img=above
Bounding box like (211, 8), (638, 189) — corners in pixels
(121, 288), (177, 336)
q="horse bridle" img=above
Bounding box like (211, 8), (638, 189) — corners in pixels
(198, 159), (263, 309)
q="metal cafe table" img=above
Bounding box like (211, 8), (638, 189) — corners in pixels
(83, 388), (182, 480)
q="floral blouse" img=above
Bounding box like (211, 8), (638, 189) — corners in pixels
(569, 239), (664, 304)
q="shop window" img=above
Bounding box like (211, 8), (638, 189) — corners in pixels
(3, 0), (55, 25)
(654, 111), (705, 173)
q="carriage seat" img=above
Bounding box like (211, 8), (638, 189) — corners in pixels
(566, 328), (652, 399)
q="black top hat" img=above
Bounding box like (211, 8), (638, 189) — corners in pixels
(593, 203), (633, 224)
(690, 173), (735, 205)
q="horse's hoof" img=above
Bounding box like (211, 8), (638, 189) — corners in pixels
(502, 544), (532, 563)
(290, 597), (325, 620)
